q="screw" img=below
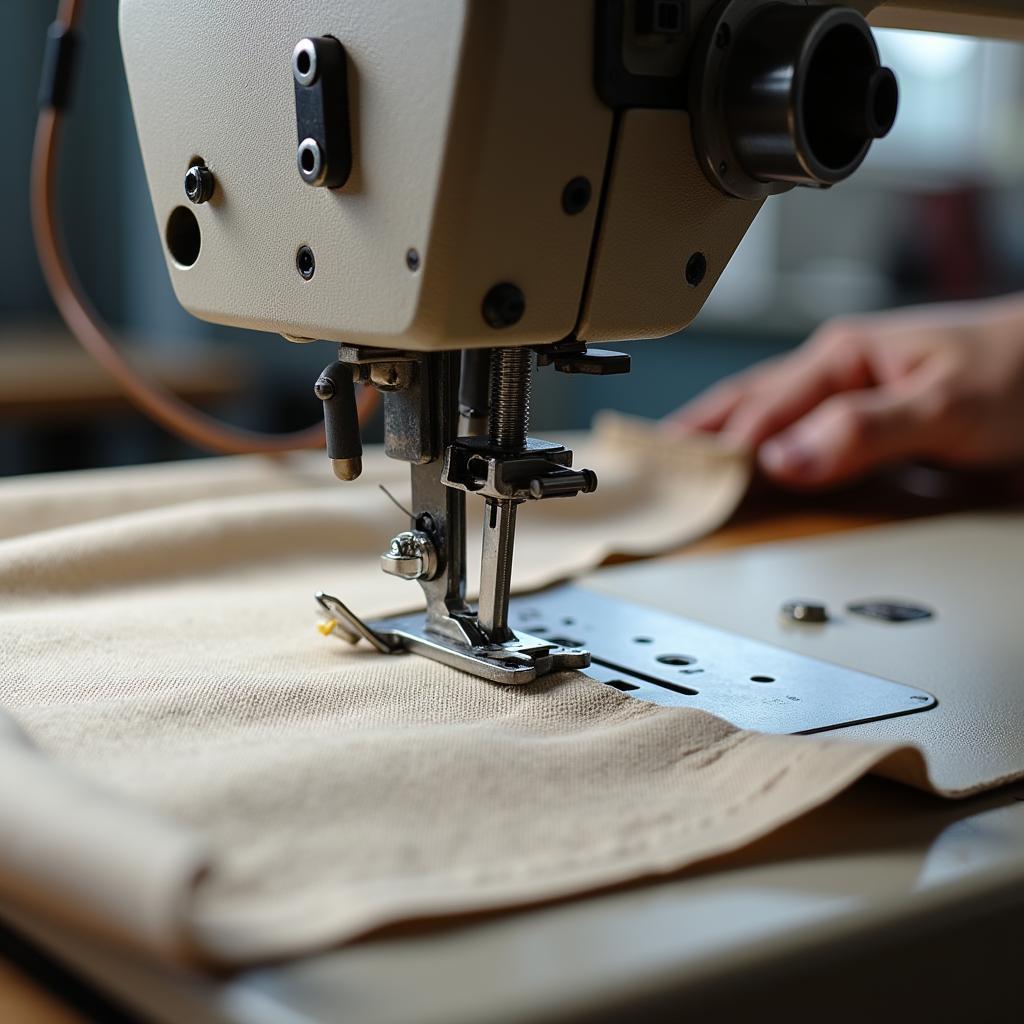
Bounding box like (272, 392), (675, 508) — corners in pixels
(482, 283), (526, 329)
(781, 600), (829, 624)
(297, 245), (316, 280)
(561, 176), (592, 215)
(184, 164), (215, 205)
(314, 374), (335, 401)
(406, 248), (421, 271)
(685, 252), (707, 287)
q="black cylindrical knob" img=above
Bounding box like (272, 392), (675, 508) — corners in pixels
(316, 361), (362, 481)
(722, 5), (897, 189)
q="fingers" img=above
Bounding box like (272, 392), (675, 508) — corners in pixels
(665, 376), (751, 434)
(758, 381), (941, 487)
(667, 322), (876, 445)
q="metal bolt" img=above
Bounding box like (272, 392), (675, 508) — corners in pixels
(781, 599), (829, 624)
(406, 248), (421, 271)
(314, 375), (335, 401)
(184, 164), (215, 205)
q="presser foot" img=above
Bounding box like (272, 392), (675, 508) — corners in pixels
(316, 593), (590, 685)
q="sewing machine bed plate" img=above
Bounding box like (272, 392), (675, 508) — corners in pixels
(508, 587), (936, 733)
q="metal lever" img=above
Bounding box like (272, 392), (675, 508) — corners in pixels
(316, 361), (363, 481)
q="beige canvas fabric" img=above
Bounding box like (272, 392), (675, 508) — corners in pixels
(0, 416), (927, 965)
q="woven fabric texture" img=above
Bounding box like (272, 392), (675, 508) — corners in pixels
(0, 419), (923, 964)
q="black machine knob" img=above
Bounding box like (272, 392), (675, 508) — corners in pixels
(692, 2), (899, 200)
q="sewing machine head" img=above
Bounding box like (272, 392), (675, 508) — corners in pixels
(117, 0), (979, 684)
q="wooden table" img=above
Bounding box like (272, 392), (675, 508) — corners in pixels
(1, 467), (1014, 1023)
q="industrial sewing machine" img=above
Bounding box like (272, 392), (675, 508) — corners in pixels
(120, 0), (909, 686)
(6, 3), (1023, 1022)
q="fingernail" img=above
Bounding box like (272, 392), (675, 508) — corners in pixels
(760, 438), (817, 478)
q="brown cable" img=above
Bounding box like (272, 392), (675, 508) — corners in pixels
(31, 0), (378, 455)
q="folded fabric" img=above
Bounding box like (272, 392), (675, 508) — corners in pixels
(0, 416), (928, 965)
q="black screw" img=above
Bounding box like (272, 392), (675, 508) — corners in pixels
(561, 176), (592, 215)
(718, 160), (729, 176)
(296, 245), (316, 280)
(482, 282), (525, 329)
(685, 252), (707, 287)
(418, 513), (435, 534)
(184, 164), (215, 205)
(406, 248), (421, 272)
(715, 23), (731, 49)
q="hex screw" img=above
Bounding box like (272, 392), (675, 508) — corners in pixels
(184, 164), (215, 205)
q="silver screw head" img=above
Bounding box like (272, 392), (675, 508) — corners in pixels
(781, 599), (829, 624)
(314, 375), (335, 401)
(380, 531), (439, 581)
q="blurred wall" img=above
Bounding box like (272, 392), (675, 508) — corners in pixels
(2, 10), (1024, 470)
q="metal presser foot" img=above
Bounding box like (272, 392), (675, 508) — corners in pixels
(313, 344), (616, 685)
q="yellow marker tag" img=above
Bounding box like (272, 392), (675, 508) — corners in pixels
(317, 619), (338, 637)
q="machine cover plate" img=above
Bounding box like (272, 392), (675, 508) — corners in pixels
(508, 586), (937, 734)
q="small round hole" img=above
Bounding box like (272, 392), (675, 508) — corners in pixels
(296, 245), (316, 280)
(165, 206), (201, 267)
(296, 50), (311, 75)
(561, 176), (592, 215)
(750, 675), (775, 684)
(301, 148), (316, 173)
(685, 252), (707, 287)
(657, 654), (696, 667)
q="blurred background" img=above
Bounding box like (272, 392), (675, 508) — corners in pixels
(3, 3), (1024, 477)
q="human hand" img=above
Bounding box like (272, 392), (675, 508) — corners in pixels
(667, 296), (1024, 487)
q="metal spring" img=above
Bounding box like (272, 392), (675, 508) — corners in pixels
(487, 347), (532, 451)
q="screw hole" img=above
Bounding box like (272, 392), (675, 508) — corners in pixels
(296, 50), (311, 75)
(751, 675), (775, 684)
(633, 636), (654, 645)
(165, 206), (201, 268)
(685, 252), (707, 287)
(300, 148), (316, 173)
(657, 654), (696, 667)
(296, 245), (316, 280)
(561, 176), (592, 215)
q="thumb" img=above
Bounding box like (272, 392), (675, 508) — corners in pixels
(757, 385), (937, 487)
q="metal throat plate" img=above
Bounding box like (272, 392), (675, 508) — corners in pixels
(508, 585), (937, 735)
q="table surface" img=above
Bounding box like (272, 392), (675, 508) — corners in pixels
(1, 465), (1014, 1023)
